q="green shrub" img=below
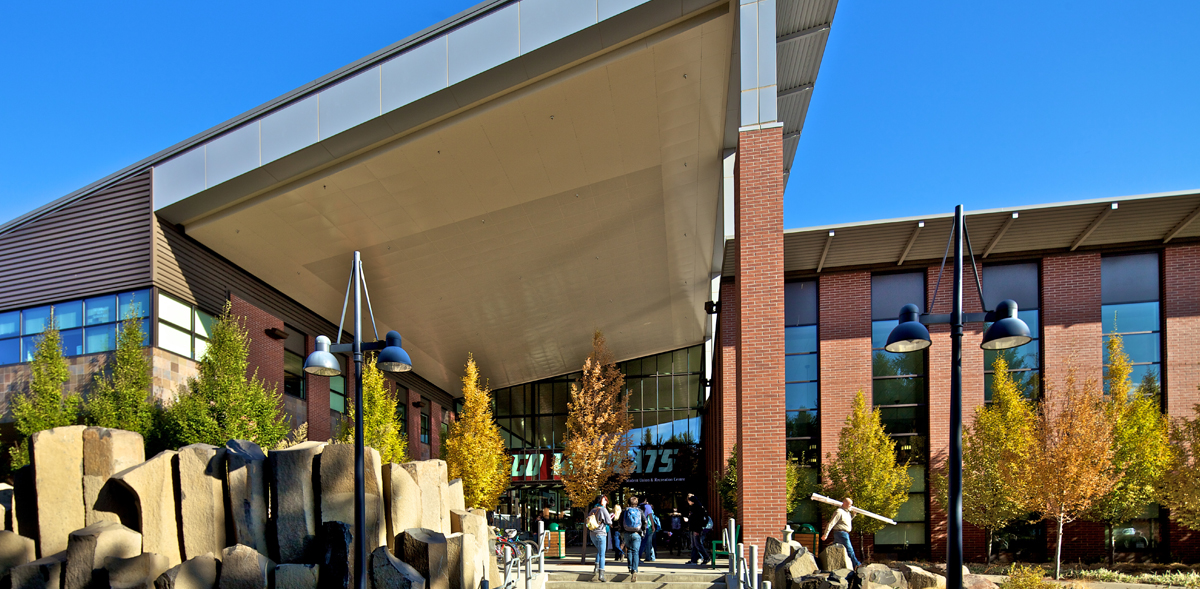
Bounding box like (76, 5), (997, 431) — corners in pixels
(999, 564), (1055, 589)
(10, 309), (80, 468)
(85, 308), (154, 436)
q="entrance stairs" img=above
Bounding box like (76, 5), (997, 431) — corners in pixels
(546, 571), (728, 589)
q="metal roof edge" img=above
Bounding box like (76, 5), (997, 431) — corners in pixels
(0, 0), (517, 237)
(782, 188), (1200, 236)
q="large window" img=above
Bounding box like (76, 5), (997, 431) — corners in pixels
(283, 327), (306, 400)
(871, 272), (928, 551)
(493, 375), (571, 450)
(420, 400), (431, 444)
(157, 292), (214, 360)
(982, 263), (1041, 401)
(785, 281), (820, 526)
(0, 289), (150, 365)
(1102, 253), (1161, 399)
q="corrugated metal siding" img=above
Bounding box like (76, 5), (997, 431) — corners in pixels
(0, 172), (153, 311)
(778, 0), (838, 34)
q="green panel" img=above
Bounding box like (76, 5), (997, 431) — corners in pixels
(896, 493), (926, 521)
(875, 522), (926, 545)
(907, 466), (926, 492)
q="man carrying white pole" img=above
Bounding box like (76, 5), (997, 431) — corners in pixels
(821, 498), (861, 568)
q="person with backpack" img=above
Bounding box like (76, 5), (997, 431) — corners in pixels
(685, 494), (712, 565)
(610, 504), (625, 560)
(620, 496), (646, 581)
(640, 502), (660, 562)
(587, 495), (613, 582)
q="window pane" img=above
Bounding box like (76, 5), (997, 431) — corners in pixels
(789, 467), (821, 522)
(284, 350), (304, 376)
(21, 336), (38, 362)
(23, 306), (51, 335)
(494, 388), (510, 417)
(61, 328), (83, 356)
(874, 377), (925, 406)
(0, 311), (18, 338)
(158, 294), (192, 329)
(872, 320), (897, 349)
(689, 374), (701, 407)
(879, 407), (925, 435)
(511, 417), (530, 448)
(1019, 310), (1039, 335)
(56, 301), (83, 330)
(985, 343), (1039, 373)
(284, 372), (305, 399)
(785, 325), (818, 354)
(85, 324), (117, 354)
(538, 417), (553, 449)
(512, 385), (526, 415)
(0, 338), (19, 364)
(158, 321), (192, 357)
(672, 376), (689, 409)
(641, 355), (656, 376)
(119, 290), (151, 319)
(874, 350), (923, 377)
(1129, 364), (1161, 392)
(1103, 302), (1159, 334)
(627, 379), (642, 411)
(673, 349), (687, 374)
(896, 494), (926, 521)
(331, 392), (345, 413)
(554, 381), (569, 413)
(787, 411), (818, 438)
(553, 415), (567, 448)
(195, 310), (215, 339)
(895, 436), (928, 464)
(876, 522), (926, 545)
(1105, 333), (1160, 364)
(84, 296), (117, 326)
(985, 369), (1038, 402)
(538, 383), (554, 414)
(786, 382), (818, 411)
(330, 375), (346, 395)
(192, 337), (208, 360)
(786, 354), (818, 383)
(656, 353), (671, 375)
(688, 345), (703, 373)
(788, 439), (820, 467)
(137, 319), (150, 347)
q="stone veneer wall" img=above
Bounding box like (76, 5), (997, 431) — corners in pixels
(150, 348), (199, 403)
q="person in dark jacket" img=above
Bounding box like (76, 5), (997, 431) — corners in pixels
(685, 494), (711, 565)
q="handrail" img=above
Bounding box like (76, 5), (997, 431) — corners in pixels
(494, 523), (549, 589)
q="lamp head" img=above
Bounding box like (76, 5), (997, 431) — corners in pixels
(884, 304), (932, 353)
(981, 299), (1033, 350)
(377, 330), (412, 373)
(303, 335), (342, 376)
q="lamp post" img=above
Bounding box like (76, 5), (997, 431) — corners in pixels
(304, 251), (412, 589)
(884, 205), (1031, 589)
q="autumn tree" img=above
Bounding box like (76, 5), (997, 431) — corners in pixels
(444, 354), (509, 509)
(1160, 402), (1200, 531)
(1005, 366), (1114, 579)
(821, 391), (911, 557)
(162, 301), (289, 449)
(1090, 334), (1171, 566)
(561, 331), (634, 508)
(9, 309), (80, 468)
(85, 307), (154, 436)
(717, 444), (810, 518)
(339, 354), (408, 464)
(933, 355), (1036, 562)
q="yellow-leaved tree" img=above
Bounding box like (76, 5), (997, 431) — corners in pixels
(561, 331), (634, 508)
(933, 355), (1036, 562)
(339, 354), (408, 464)
(1090, 334), (1171, 566)
(1160, 402), (1200, 532)
(821, 391), (911, 560)
(444, 354), (510, 509)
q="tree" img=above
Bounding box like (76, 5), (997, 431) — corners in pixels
(10, 309), (80, 468)
(162, 301), (289, 449)
(718, 444), (810, 519)
(1005, 366), (1114, 579)
(716, 445), (739, 516)
(1160, 403), (1200, 532)
(443, 354), (510, 509)
(1090, 334), (1171, 566)
(561, 331), (634, 508)
(821, 391), (911, 558)
(933, 355), (1036, 562)
(85, 306), (154, 436)
(338, 354), (408, 464)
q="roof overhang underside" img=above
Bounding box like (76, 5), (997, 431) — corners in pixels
(157, 0), (736, 392)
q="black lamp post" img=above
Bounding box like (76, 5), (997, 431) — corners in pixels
(304, 251), (412, 589)
(884, 205), (1031, 589)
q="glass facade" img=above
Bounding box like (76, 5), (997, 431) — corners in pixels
(982, 263), (1041, 401)
(157, 292), (214, 360)
(0, 289), (150, 365)
(785, 281), (820, 525)
(1101, 253), (1162, 399)
(420, 400), (431, 444)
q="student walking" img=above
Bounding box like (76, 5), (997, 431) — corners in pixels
(685, 494), (712, 566)
(611, 504), (625, 561)
(640, 502), (659, 562)
(588, 495), (614, 582)
(620, 496), (646, 582)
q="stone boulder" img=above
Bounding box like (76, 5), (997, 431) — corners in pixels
(112, 450), (182, 566)
(269, 441), (324, 563)
(154, 553), (220, 589)
(449, 509), (488, 589)
(317, 522), (351, 589)
(818, 544), (853, 572)
(397, 529), (449, 589)
(176, 445), (227, 562)
(274, 564), (319, 589)
(31, 425), (87, 557)
(447, 480), (465, 514)
(106, 553), (171, 589)
(64, 521), (142, 589)
(0, 530), (36, 579)
(766, 537), (792, 558)
(319, 445), (386, 552)
(12, 551), (67, 589)
(225, 441), (268, 556)
(400, 461), (450, 533)
(82, 427), (145, 527)
(469, 508), (499, 589)
(764, 553), (790, 589)
(218, 545), (273, 589)
(962, 575), (997, 589)
(382, 465), (421, 552)
(856, 564), (908, 589)
(0, 482), (13, 531)
(446, 533), (476, 589)
(894, 565), (944, 589)
(765, 545), (820, 589)
(796, 572), (849, 589)
(369, 546), (425, 589)
(927, 565), (970, 580)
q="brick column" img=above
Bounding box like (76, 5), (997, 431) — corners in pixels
(1165, 245), (1200, 418)
(719, 279), (739, 473)
(1041, 254), (1103, 389)
(817, 271), (872, 461)
(431, 403), (443, 459)
(306, 334), (332, 441)
(230, 293), (284, 399)
(734, 126), (786, 560)
(406, 389), (421, 460)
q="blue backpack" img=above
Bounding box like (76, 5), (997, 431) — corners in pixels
(622, 506), (643, 532)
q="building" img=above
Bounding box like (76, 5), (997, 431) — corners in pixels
(2, 0), (1197, 565)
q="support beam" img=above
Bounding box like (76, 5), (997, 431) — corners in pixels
(897, 221), (925, 265)
(776, 24), (830, 45)
(1070, 203), (1118, 251)
(982, 212), (1018, 258)
(1164, 203), (1200, 243)
(778, 83), (814, 99)
(816, 230), (834, 272)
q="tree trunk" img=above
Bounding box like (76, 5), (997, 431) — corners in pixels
(1054, 513), (1064, 580)
(986, 528), (993, 565)
(1108, 522), (1116, 568)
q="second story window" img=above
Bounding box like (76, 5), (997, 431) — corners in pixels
(982, 263), (1041, 401)
(283, 327), (306, 399)
(0, 289), (150, 365)
(157, 292), (213, 360)
(420, 400), (431, 444)
(1102, 253), (1161, 399)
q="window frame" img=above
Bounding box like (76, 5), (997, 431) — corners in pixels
(0, 289), (151, 365)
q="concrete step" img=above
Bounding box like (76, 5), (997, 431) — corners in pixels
(547, 571), (727, 589)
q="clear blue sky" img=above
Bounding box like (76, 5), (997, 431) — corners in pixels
(2, 1), (1198, 230)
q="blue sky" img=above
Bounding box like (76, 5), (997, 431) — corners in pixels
(2, 1), (1198, 230)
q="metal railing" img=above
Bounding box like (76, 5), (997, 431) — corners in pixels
(496, 522), (548, 589)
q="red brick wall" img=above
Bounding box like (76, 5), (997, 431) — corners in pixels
(431, 402), (443, 459)
(1052, 520), (1106, 564)
(230, 293), (285, 408)
(734, 126), (786, 562)
(817, 271), (872, 460)
(1165, 245), (1200, 418)
(1041, 254), (1103, 389)
(1169, 519), (1200, 563)
(719, 280), (739, 475)
(407, 388), (421, 460)
(305, 333), (331, 441)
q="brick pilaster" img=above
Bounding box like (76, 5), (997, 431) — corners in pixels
(230, 293), (284, 404)
(306, 334), (331, 441)
(1041, 254), (1103, 390)
(1165, 245), (1200, 418)
(735, 126), (786, 562)
(407, 388), (421, 460)
(719, 279), (739, 475)
(431, 402), (443, 459)
(817, 271), (872, 462)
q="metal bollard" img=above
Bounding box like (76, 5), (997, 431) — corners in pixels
(748, 545), (758, 589)
(524, 545), (533, 589)
(484, 581), (490, 589)
(737, 543), (746, 589)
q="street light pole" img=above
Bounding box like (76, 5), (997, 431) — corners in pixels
(948, 205), (964, 589)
